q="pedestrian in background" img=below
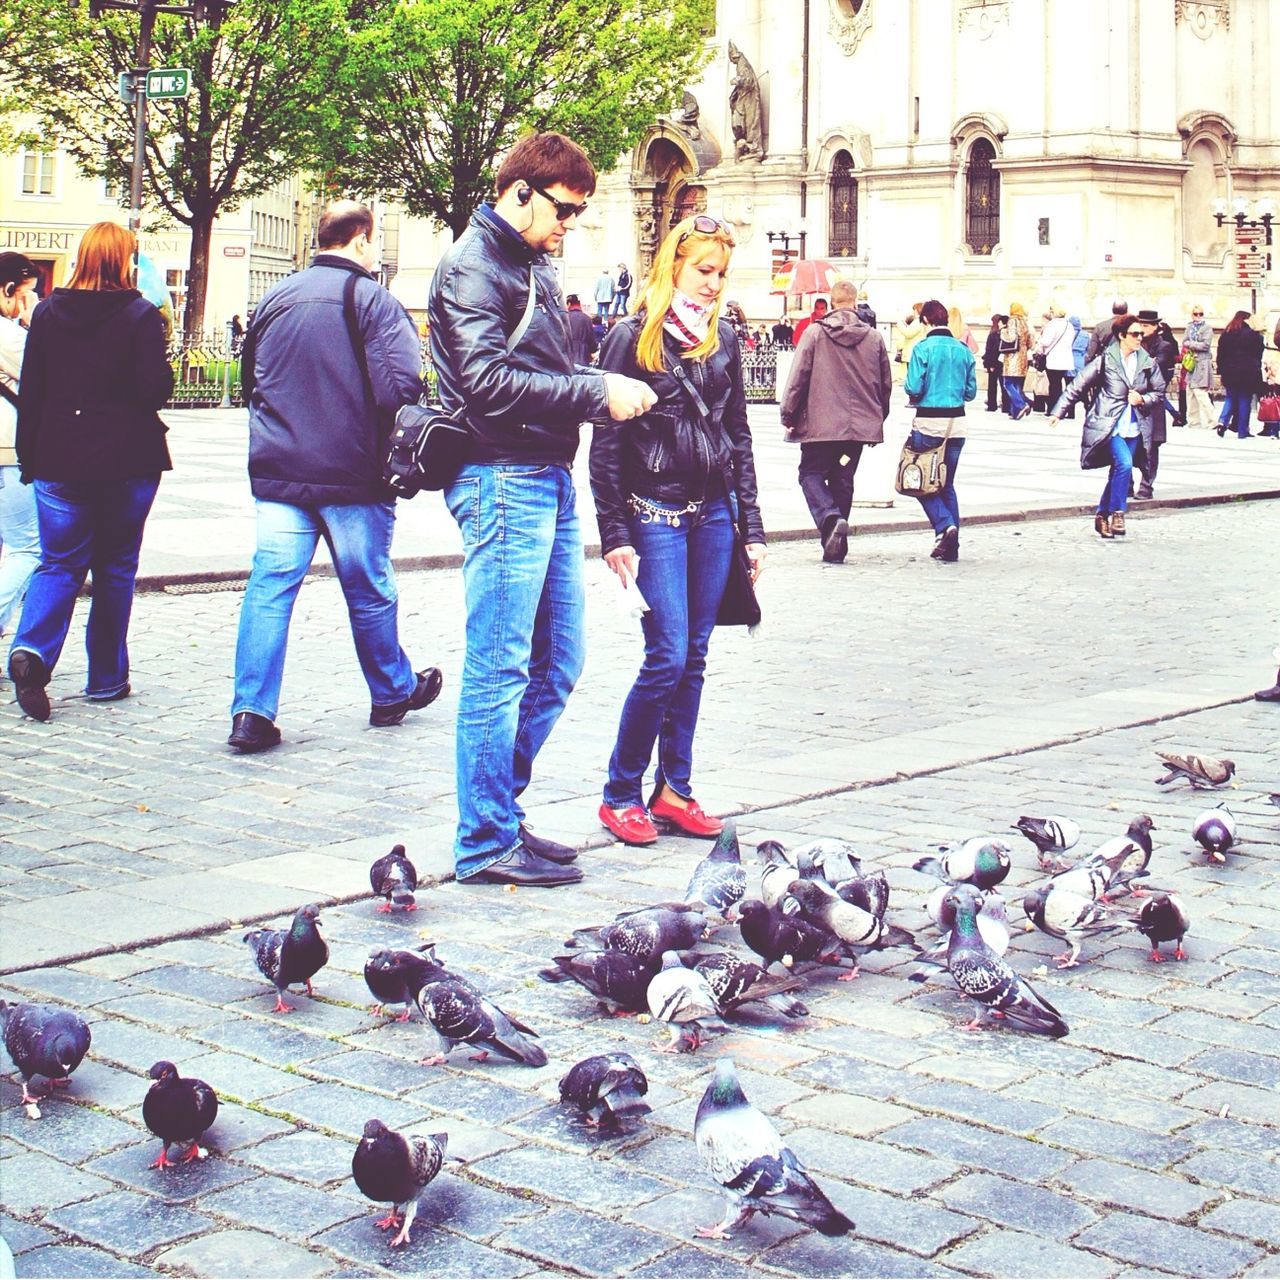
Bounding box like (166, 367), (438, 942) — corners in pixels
(982, 314), (1009, 412)
(1033, 302), (1075, 413)
(1060, 314), (1089, 420)
(792, 297), (828, 347)
(770, 316), (794, 347)
(1134, 309), (1177, 499)
(947, 305), (979, 355)
(0, 253), (41, 642)
(1086, 299), (1128, 362)
(1215, 310), (1264, 439)
(904, 298), (977, 563)
(1001, 302), (1033, 420)
(612, 263), (632, 316)
(591, 213), (765, 847)
(1181, 305), (1214, 427)
(229, 201), (441, 754)
(594, 266), (615, 320)
(1048, 314), (1165, 540)
(7, 222), (173, 723)
(780, 280), (890, 564)
(895, 302), (925, 374)
(564, 293), (598, 366)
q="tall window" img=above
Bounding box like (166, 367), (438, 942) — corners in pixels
(828, 150), (858, 258)
(166, 268), (187, 320)
(20, 146), (56, 197)
(965, 138), (1000, 255)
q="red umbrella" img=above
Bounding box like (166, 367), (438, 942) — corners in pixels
(771, 258), (842, 296)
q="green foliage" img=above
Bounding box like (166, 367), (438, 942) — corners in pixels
(325, 0), (714, 235)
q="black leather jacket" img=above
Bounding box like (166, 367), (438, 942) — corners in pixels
(427, 205), (609, 465)
(590, 316), (765, 555)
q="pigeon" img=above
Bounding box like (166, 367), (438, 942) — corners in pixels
(738, 900), (837, 972)
(759, 844), (803, 914)
(788, 837), (863, 887)
(940, 885), (1068, 1037)
(647, 952), (720, 1052)
(0, 1001), (91, 1116)
(414, 976), (546, 1067)
(694, 1058), (854, 1240)
(913, 838), (1012, 891)
(541, 950), (657, 1015)
(244, 904), (328, 1013)
(1022, 885), (1130, 968)
(1012, 815), (1081, 870)
(927, 885), (1010, 956)
(369, 845), (419, 913)
(365, 946), (439, 1020)
(1192, 805), (1236, 864)
(677, 951), (809, 1020)
(352, 1119), (447, 1248)
(1081, 815), (1156, 898)
(834, 868), (890, 922)
(787, 877), (918, 980)
(685, 820), (747, 920)
(143, 1061), (218, 1169)
(1155, 751), (1235, 789)
(569, 903), (708, 964)
(558, 1053), (650, 1126)
(1136, 893), (1190, 962)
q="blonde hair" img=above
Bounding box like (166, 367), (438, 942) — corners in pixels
(68, 222), (135, 292)
(1048, 301), (1066, 319)
(634, 215), (735, 373)
(946, 305), (965, 336)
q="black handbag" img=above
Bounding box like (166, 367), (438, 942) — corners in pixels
(384, 403), (471, 495)
(1030, 351), (1047, 372)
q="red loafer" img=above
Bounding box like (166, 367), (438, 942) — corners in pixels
(599, 803), (659, 846)
(649, 794), (723, 839)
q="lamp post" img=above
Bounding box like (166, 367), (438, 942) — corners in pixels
(767, 230), (797, 319)
(1213, 196), (1276, 314)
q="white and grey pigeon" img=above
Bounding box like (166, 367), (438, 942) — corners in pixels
(351, 1119), (447, 1249)
(788, 837), (862, 888)
(1192, 805), (1236, 864)
(1012, 815), (1081, 870)
(786, 877), (918, 980)
(757, 840), (803, 914)
(914, 837), (1012, 892)
(558, 1053), (650, 1126)
(926, 884), (1010, 957)
(568, 903), (707, 964)
(694, 1058), (854, 1240)
(1022, 884), (1130, 968)
(647, 952), (719, 1053)
(369, 844), (419, 913)
(684, 820), (747, 921)
(677, 951), (809, 1020)
(1080, 815), (1155, 898)
(0, 1001), (91, 1117)
(1155, 751), (1236, 789)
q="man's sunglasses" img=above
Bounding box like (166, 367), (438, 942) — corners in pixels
(533, 185), (589, 222)
(679, 214), (735, 247)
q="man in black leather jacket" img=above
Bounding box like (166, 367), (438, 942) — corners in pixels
(428, 132), (655, 888)
(1136, 309), (1178, 498)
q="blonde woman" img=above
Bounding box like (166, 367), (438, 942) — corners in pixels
(590, 215), (766, 846)
(946, 305), (979, 355)
(1033, 302), (1075, 412)
(1002, 301), (1033, 419)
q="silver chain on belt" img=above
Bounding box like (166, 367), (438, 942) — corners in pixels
(627, 493), (702, 527)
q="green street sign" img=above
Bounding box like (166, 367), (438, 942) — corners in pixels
(145, 68), (191, 99)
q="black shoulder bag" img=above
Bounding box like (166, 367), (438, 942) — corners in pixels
(670, 361), (761, 630)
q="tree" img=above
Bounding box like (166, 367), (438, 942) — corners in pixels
(1, 0), (350, 335)
(325, 0), (715, 238)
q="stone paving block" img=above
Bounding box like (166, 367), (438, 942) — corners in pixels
(200, 1099), (296, 1153)
(406, 1073), (547, 1126)
(625, 1186), (808, 1262)
(94, 990), (228, 1032)
(1177, 1114), (1278, 1158)
(1038, 1114), (1193, 1170)
(4, 1100), (141, 1163)
(810, 1179), (978, 1257)
(936, 1171), (1097, 1239)
(903, 1051), (1031, 1090)
(1004, 1073), (1198, 1135)
(316, 1217), (537, 1277)
(758, 1230), (963, 1278)
(1180, 1080), (1280, 1126)
(200, 1174), (364, 1241)
(45, 1188), (213, 1255)
(83, 1141), (256, 1202)
(1075, 1211), (1262, 1277)
(1201, 1200), (1280, 1249)
(1066, 1021), (1204, 1068)
(84, 1017), (195, 1074)
(797, 1023), (931, 1069)
(1057, 1158), (1214, 1221)
(1176, 1148), (1280, 1199)
(470, 1144), (671, 1213)
(2, 968), (130, 1007)
(505, 1101), (652, 1154)
(237, 1129), (355, 1186)
(404, 1170), (543, 1241)
(308, 1048), (437, 1096)
(0, 1214), (55, 1255)
(154, 1228), (333, 1277)
(883, 1115), (1073, 1181)
(14, 1244), (156, 1277)
(177, 1049), (306, 1104)
(493, 1205), (673, 1274)
(897, 1078), (1061, 1133)
(788, 1053), (913, 1100)
(1185, 1048), (1280, 1088)
(50, 1059), (148, 1114)
(1149, 1010), (1280, 1057)
(939, 1227), (1119, 1278)
(126, 963), (263, 1006)
(193, 1014), (343, 1067)
(779, 1091), (916, 1137)
(778, 1127), (958, 1195)
(0, 1150), (117, 1215)
(266, 1080), (430, 1139)
(629, 1244), (771, 1278)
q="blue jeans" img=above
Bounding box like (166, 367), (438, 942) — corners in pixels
(603, 496), (734, 809)
(10, 475), (159, 696)
(1222, 389), (1253, 437)
(445, 464), (586, 877)
(231, 499), (414, 722)
(1100, 434), (1139, 514)
(0, 465), (40, 633)
(1004, 376), (1029, 416)
(908, 429), (964, 534)
(612, 291), (630, 317)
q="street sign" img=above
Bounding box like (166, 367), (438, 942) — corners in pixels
(117, 72), (137, 104)
(145, 68), (191, 99)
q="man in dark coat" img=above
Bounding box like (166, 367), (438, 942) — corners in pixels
(1086, 299), (1128, 362)
(1135, 308), (1177, 498)
(564, 294), (598, 366)
(228, 200), (441, 753)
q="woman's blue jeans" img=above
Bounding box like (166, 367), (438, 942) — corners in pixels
(445, 464), (586, 878)
(1100, 434), (1139, 514)
(603, 496), (734, 809)
(908, 429), (965, 534)
(0, 465), (40, 633)
(1222, 389), (1253, 438)
(9, 475), (159, 696)
(1004, 376), (1029, 416)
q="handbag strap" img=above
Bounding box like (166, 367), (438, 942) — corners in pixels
(506, 269), (537, 356)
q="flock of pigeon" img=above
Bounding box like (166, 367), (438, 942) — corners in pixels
(0, 750), (1252, 1250)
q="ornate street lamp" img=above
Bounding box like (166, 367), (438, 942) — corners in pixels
(1212, 196), (1275, 314)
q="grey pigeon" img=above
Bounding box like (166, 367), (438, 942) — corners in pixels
(759, 844), (803, 914)
(414, 976), (546, 1067)
(787, 877), (918, 980)
(143, 1060), (218, 1169)
(1081, 815), (1155, 898)
(558, 1053), (650, 1126)
(834, 868), (890, 921)
(737, 899), (836, 971)
(647, 952), (719, 1052)
(941, 885), (1068, 1037)
(1155, 751), (1235, 789)
(244, 904), (328, 1013)
(789, 837), (862, 887)
(369, 844), (418, 912)
(677, 951), (809, 1020)
(914, 838), (1012, 891)
(1136, 893), (1190, 962)
(1192, 805), (1236, 864)
(1022, 885), (1130, 968)
(1013, 815), (1081, 870)
(364, 946), (438, 1020)
(927, 884), (1009, 957)
(0, 1001), (91, 1114)
(685, 820), (747, 920)
(694, 1058), (854, 1240)
(569, 902), (708, 964)
(352, 1119), (446, 1248)
(541, 950), (657, 1015)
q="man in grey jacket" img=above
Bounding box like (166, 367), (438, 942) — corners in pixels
(779, 281), (891, 563)
(228, 200), (441, 753)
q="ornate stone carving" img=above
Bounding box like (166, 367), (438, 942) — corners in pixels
(666, 90), (702, 142)
(828, 0), (872, 55)
(727, 41), (765, 161)
(635, 205), (659, 279)
(1175, 1), (1230, 38)
(957, 0), (1009, 39)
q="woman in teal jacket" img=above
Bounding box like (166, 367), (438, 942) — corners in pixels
(904, 299), (977, 561)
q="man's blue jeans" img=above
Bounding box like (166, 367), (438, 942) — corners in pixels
(9, 475), (159, 696)
(603, 496), (734, 810)
(444, 464), (586, 878)
(1100, 434), (1139, 514)
(908, 429), (965, 534)
(231, 499), (414, 722)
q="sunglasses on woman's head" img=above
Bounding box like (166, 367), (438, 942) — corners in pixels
(679, 214), (735, 247)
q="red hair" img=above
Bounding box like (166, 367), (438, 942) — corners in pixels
(67, 222), (135, 292)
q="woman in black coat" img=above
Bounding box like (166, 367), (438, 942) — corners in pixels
(8, 222), (173, 722)
(1215, 310), (1264, 439)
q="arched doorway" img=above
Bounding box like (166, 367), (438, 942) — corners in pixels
(634, 134), (696, 281)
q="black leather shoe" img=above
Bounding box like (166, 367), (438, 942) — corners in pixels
(461, 844), (584, 886)
(371, 667), (444, 727)
(935, 526), (960, 562)
(1255, 684), (1280, 703)
(820, 516), (849, 563)
(228, 711), (281, 753)
(517, 823), (579, 864)
(9, 650), (51, 722)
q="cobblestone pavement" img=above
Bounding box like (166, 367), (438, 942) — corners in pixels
(2, 501), (1279, 1278)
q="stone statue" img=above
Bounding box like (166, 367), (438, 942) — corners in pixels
(727, 40), (764, 162)
(669, 90), (701, 141)
(636, 206), (659, 279)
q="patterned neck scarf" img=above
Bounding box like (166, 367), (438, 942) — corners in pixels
(664, 288), (713, 349)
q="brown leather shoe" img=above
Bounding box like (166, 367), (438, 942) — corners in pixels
(1110, 512), (1127, 536)
(1095, 513), (1113, 539)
